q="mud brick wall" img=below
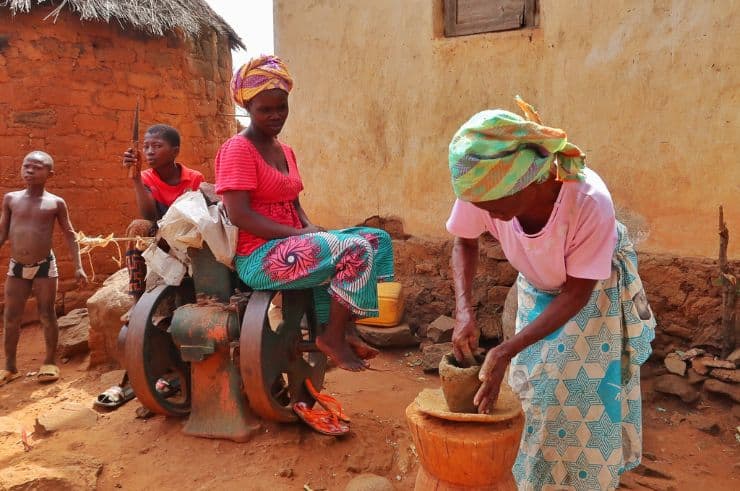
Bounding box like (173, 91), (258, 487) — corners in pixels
(0, 9), (237, 311)
(393, 236), (739, 358)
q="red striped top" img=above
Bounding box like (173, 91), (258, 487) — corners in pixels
(214, 135), (304, 255)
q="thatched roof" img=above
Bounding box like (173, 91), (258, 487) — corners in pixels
(2, 0), (244, 49)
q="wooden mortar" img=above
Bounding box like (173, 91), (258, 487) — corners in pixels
(406, 402), (522, 490)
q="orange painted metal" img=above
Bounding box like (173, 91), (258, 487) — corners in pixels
(171, 304), (261, 442)
(124, 244), (329, 441)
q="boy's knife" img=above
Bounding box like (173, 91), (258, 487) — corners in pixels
(128, 100), (140, 178)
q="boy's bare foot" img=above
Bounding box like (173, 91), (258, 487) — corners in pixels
(316, 335), (368, 372)
(346, 334), (379, 360)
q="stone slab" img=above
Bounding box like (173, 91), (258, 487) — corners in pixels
(691, 357), (711, 375)
(727, 348), (740, 365)
(58, 315), (90, 358)
(703, 359), (736, 369)
(345, 473), (395, 491)
(426, 315), (455, 343)
(678, 347), (705, 361)
(35, 402), (98, 433)
(709, 368), (740, 383)
(664, 353), (686, 376)
(653, 374), (700, 403)
(686, 368), (707, 385)
(704, 379), (740, 403)
(421, 342), (453, 373)
(58, 308), (88, 329)
(86, 268), (133, 366)
(355, 323), (419, 349)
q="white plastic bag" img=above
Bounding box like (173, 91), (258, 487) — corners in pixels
(156, 191), (238, 268)
(201, 202), (238, 267)
(141, 243), (187, 286)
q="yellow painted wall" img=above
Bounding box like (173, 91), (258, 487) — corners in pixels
(275, 0), (739, 258)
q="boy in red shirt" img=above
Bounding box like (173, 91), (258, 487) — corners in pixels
(122, 124), (204, 299)
(96, 125), (203, 408)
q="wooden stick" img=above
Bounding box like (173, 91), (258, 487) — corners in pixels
(78, 236), (155, 243)
(718, 205), (737, 357)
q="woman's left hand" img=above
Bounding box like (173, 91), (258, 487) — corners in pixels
(301, 224), (326, 234)
(474, 344), (515, 414)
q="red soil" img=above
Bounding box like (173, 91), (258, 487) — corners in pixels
(0, 323), (738, 490)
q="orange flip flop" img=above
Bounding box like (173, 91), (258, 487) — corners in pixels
(293, 402), (349, 436)
(305, 378), (351, 423)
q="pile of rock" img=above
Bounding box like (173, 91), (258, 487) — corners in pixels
(655, 347), (740, 404)
(415, 286), (517, 373)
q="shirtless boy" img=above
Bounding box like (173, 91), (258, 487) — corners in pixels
(0, 151), (87, 386)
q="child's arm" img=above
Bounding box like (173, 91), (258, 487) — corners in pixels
(132, 177), (158, 222)
(0, 194), (10, 250)
(123, 148), (157, 221)
(56, 198), (88, 286)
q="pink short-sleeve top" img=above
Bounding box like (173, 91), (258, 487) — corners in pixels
(446, 168), (617, 291)
(214, 135), (304, 255)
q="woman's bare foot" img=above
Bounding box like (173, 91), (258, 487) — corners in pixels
(346, 334), (379, 360)
(316, 334), (368, 371)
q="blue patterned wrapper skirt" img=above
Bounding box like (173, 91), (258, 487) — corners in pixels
(509, 222), (656, 490)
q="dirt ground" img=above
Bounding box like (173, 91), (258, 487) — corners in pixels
(1, 324), (738, 491)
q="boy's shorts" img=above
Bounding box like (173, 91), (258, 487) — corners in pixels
(7, 253), (58, 280)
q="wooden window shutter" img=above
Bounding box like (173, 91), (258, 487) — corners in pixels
(444, 0), (536, 37)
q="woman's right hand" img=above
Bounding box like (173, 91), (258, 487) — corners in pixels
(452, 310), (479, 364)
(122, 148), (142, 178)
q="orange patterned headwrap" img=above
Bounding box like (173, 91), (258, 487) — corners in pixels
(231, 55), (293, 109)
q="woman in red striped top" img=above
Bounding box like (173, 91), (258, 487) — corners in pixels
(216, 56), (395, 371)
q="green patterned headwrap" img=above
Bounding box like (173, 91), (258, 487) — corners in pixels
(448, 96), (586, 202)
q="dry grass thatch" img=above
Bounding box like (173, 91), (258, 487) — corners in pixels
(1, 0), (244, 49)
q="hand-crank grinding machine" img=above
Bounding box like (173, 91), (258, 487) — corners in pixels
(121, 246), (327, 441)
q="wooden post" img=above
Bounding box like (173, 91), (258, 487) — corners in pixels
(718, 205), (737, 358)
